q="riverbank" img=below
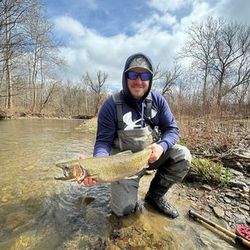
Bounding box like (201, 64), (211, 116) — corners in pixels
(1, 112), (249, 248)
(81, 116), (250, 247)
(0, 109), (94, 121)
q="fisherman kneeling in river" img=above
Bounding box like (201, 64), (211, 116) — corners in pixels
(81, 53), (192, 219)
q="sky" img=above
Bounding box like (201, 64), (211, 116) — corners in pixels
(42, 0), (250, 89)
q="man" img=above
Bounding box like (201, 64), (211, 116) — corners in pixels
(83, 53), (191, 218)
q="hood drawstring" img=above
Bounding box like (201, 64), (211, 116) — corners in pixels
(141, 103), (145, 127)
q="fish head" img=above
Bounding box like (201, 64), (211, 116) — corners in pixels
(54, 161), (87, 181)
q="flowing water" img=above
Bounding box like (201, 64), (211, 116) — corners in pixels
(0, 119), (243, 249)
(0, 119), (110, 249)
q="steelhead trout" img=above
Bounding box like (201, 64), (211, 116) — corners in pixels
(54, 148), (152, 183)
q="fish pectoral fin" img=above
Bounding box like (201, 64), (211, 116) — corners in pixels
(84, 196), (95, 205)
(124, 168), (148, 180)
(76, 196), (95, 207)
(116, 150), (133, 156)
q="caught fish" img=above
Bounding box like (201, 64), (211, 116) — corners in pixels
(54, 148), (152, 183)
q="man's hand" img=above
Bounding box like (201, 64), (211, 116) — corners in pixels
(79, 153), (85, 159)
(148, 143), (164, 164)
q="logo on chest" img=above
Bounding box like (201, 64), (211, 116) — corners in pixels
(123, 112), (141, 130)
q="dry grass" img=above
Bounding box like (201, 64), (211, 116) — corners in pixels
(177, 116), (249, 153)
(79, 116), (249, 154)
(78, 117), (98, 133)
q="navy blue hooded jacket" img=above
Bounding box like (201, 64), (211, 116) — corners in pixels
(93, 53), (179, 157)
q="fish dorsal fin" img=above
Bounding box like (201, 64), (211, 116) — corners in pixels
(115, 150), (133, 156)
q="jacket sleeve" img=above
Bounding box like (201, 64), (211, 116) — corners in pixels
(155, 94), (179, 152)
(93, 97), (117, 157)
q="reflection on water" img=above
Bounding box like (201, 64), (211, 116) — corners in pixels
(0, 119), (244, 249)
(0, 119), (111, 249)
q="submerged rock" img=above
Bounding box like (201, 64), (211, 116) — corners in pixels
(212, 206), (225, 218)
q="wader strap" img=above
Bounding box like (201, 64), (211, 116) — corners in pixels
(112, 92), (124, 129)
(145, 93), (152, 119)
(112, 92), (152, 129)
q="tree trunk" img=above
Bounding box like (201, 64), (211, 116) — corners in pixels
(202, 65), (209, 113)
(31, 50), (38, 112)
(4, 8), (12, 109)
(5, 59), (12, 109)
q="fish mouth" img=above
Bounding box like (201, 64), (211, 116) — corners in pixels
(54, 163), (87, 181)
(76, 166), (87, 181)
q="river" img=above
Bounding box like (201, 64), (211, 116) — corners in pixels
(0, 119), (242, 249)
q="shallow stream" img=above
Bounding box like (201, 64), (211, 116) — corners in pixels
(0, 119), (243, 249)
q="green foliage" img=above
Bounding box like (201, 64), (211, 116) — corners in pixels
(191, 158), (232, 186)
(221, 168), (232, 186)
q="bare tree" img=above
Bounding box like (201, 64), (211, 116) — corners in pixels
(181, 17), (250, 112)
(21, 0), (56, 112)
(152, 63), (164, 81)
(180, 17), (219, 112)
(161, 65), (181, 97)
(56, 80), (90, 116)
(152, 63), (181, 101)
(80, 76), (91, 115)
(0, 0), (63, 113)
(37, 81), (57, 113)
(83, 71), (108, 116)
(212, 22), (250, 106)
(0, 0), (33, 109)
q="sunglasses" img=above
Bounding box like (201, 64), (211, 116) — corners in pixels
(126, 71), (152, 81)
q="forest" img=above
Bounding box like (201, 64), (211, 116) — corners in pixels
(0, 2), (249, 248)
(0, 0), (249, 118)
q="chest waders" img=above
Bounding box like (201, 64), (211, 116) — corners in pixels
(110, 92), (191, 218)
(112, 92), (154, 153)
(110, 92), (154, 216)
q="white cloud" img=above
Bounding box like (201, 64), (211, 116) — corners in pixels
(54, 16), (85, 37)
(56, 25), (179, 87)
(175, 1), (212, 31)
(213, 0), (250, 25)
(54, 16), (178, 86)
(132, 12), (177, 32)
(53, 0), (250, 89)
(148, 0), (192, 12)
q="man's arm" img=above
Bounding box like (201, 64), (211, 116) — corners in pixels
(80, 97), (117, 186)
(93, 97), (117, 157)
(154, 94), (179, 153)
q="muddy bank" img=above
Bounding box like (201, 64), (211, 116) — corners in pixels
(0, 109), (93, 120)
(68, 174), (249, 250)
(73, 117), (250, 249)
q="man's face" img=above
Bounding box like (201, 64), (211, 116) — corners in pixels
(127, 67), (151, 99)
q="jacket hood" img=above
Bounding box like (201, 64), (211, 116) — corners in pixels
(122, 53), (153, 104)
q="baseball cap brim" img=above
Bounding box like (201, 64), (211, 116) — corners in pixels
(125, 56), (153, 74)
